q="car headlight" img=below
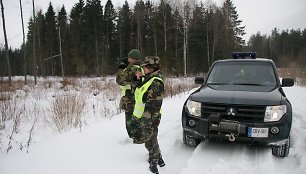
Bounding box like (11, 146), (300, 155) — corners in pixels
(186, 100), (201, 117)
(264, 105), (287, 122)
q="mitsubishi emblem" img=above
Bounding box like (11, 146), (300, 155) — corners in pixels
(227, 108), (236, 116)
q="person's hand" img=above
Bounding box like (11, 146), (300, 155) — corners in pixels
(135, 71), (143, 80)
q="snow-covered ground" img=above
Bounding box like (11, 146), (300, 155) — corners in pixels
(0, 78), (305, 174)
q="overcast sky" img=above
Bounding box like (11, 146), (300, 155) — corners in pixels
(1, 0), (306, 49)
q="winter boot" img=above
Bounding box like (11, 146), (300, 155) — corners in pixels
(149, 160), (159, 174)
(158, 154), (165, 167)
(148, 154), (165, 167)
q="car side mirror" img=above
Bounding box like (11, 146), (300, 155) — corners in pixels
(195, 77), (205, 84)
(281, 78), (294, 87)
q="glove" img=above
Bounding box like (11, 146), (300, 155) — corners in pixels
(118, 62), (128, 69)
(152, 119), (160, 128)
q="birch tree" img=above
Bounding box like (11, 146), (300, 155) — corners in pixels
(181, 0), (195, 76)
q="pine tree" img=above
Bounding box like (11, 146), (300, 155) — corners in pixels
(25, 17), (35, 76)
(44, 2), (58, 75)
(133, 0), (146, 51)
(104, 0), (118, 74)
(222, 0), (245, 53)
(143, 0), (155, 56)
(189, 3), (206, 74)
(69, 0), (86, 75)
(57, 5), (68, 77)
(270, 28), (280, 63)
(118, 1), (132, 57)
(83, 0), (104, 75)
(155, 0), (174, 73)
(36, 10), (46, 76)
(172, 7), (184, 75)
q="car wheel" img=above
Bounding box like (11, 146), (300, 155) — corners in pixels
(183, 132), (201, 147)
(271, 136), (290, 157)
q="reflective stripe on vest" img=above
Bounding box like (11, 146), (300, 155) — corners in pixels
(133, 77), (164, 118)
(119, 65), (144, 96)
(119, 84), (131, 96)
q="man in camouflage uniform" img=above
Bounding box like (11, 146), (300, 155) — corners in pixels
(116, 49), (143, 139)
(133, 56), (165, 174)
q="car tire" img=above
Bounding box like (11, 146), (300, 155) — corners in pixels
(183, 132), (201, 147)
(271, 136), (290, 157)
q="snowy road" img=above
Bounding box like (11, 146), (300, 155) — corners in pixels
(0, 86), (306, 174)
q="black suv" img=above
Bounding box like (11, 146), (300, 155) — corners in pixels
(182, 52), (294, 157)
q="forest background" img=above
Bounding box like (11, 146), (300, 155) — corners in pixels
(1, 0), (306, 79)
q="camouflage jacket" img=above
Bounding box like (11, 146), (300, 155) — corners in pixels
(116, 64), (142, 94)
(139, 70), (165, 127)
(116, 63), (143, 111)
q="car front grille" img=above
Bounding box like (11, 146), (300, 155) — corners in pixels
(201, 103), (266, 122)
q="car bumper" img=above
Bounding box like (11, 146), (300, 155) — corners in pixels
(182, 109), (291, 145)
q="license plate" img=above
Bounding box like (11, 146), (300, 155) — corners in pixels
(247, 127), (268, 138)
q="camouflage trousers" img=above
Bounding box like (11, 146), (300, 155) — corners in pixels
(144, 125), (161, 162)
(125, 111), (140, 138)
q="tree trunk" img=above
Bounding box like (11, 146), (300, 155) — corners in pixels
(119, 23), (122, 58)
(137, 14), (142, 52)
(32, 0), (37, 84)
(59, 26), (65, 78)
(175, 21), (178, 74)
(182, 8), (188, 76)
(19, 0), (27, 85)
(212, 28), (215, 65)
(163, 3), (167, 70)
(0, 0), (12, 87)
(183, 27), (187, 76)
(94, 26), (99, 76)
(38, 21), (43, 76)
(206, 22), (210, 68)
(153, 7), (157, 56)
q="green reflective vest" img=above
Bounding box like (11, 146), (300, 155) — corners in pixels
(133, 77), (164, 118)
(119, 65), (144, 96)
(119, 84), (131, 96)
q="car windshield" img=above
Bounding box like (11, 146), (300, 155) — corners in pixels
(206, 61), (277, 90)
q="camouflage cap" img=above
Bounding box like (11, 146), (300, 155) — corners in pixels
(142, 56), (160, 66)
(128, 49), (142, 60)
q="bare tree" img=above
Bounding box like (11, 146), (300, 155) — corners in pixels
(162, 0), (167, 53)
(172, 0), (196, 76)
(0, 0), (12, 87)
(32, 0), (37, 85)
(58, 26), (65, 78)
(19, 0), (27, 85)
(182, 0), (194, 76)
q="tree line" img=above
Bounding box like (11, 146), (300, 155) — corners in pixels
(247, 28), (306, 68)
(1, 0), (305, 79)
(0, 0), (245, 78)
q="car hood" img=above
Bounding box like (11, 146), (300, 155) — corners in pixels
(190, 86), (283, 106)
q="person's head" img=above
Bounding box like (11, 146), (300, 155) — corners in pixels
(128, 49), (142, 64)
(141, 56), (160, 74)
